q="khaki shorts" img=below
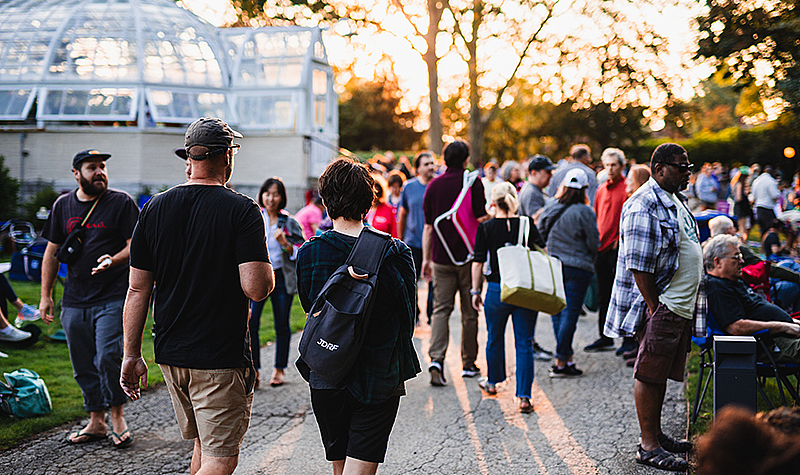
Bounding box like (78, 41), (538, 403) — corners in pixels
(160, 365), (255, 457)
(633, 303), (692, 384)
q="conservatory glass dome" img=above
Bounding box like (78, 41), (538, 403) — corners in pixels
(0, 0), (334, 131)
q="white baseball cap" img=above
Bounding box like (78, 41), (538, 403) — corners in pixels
(563, 168), (589, 189)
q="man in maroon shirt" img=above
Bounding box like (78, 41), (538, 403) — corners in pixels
(585, 148), (634, 354)
(422, 140), (488, 386)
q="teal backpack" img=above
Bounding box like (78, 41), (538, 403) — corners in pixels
(0, 368), (52, 418)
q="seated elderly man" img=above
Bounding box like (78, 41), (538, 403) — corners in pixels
(709, 215), (800, 312)
(703, 234), (800, 365)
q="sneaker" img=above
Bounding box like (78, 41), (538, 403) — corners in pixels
(532, 342), (553, 361)
(478, 379), (496, 395)
(18, 304), (41, 322)
(0, 325), (32, 342)
(549, 363), (584, 378)
(584, 337), (615, 352)
(461, 365), (481, 378)
(616, 339), (637, 356)
(429, 362), (446, 386)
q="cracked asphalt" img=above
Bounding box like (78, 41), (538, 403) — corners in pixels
(0, 287), (687, 475)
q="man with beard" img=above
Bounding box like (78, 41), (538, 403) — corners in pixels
(40, 149), (140, 447)
(605, 143), (701, 472)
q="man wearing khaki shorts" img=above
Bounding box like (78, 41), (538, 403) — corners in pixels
(605, 143), (701, 472)
(121, 117), (274, 475)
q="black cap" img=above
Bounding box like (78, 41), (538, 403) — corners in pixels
(175, 117), (243, 160)
(73, 149), (111, 169)
(528, 155), (555, 172)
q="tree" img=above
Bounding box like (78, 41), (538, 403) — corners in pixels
(338, 72), (423, 151)
(0, 155), (19, 220)
(696, 0), (800, 115)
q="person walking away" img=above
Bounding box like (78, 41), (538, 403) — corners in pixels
(422, 140), (489, 386)
(398, 152), (436, 324)
(585, 148), (637, 355)
(250, 177), (304, 388)
(39, 149), (139, 447)
(296, 158), (421, 475)
(516, 154), (558, 360)
(752, 167), (781, 236)
(605, 143), (699, 472)
(539, 169), (599, 377)
(121, 117), (274, 475)
(547, 144), (599, 205)
(471, 182), (545, 413)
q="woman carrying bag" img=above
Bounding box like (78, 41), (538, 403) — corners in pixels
(471, 182), (545, 413)
(539, 168), (600, 378)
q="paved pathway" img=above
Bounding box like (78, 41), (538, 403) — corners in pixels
(0, 291), (687, 474)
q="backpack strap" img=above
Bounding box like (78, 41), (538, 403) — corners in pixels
(345, 227), (392, 275)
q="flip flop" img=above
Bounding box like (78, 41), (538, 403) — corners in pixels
(111, 429), (133, 448)
(66, 430), (106, 445)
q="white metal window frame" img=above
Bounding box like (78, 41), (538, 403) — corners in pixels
(144, 87), (230, 124)
(37, 86), (138, 121)
(0, 87), (36, 119)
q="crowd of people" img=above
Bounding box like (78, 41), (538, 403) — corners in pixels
(9, 116), (797, 475)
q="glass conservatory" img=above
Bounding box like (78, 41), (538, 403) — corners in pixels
(0, 0), (338, 208)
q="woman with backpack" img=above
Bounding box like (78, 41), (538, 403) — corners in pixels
(539, 168), (600, 378)
(470, 182), (546, 413)
(250, 177), (305, 388)
(296, 158), (421, 475)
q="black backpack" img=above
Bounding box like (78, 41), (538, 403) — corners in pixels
(296, 227), (392, 385)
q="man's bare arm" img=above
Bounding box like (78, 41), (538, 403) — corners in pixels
(121, 267), (155, 400)
(421, 224), (434, 282)
(239, 261), (274, 302)
(39, 241), (60, 323)
(726, 319), (800, 337)
(632, 270), (660, 315)
(397, 206), (408, 241)
(92, 238), (132, 275)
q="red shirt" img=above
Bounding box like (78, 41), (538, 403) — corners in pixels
(367, 202), (398, 237)
(595, 176), (627, 252)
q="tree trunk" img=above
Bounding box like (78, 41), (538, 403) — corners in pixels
(425, 0), (444, 155)
(467, 0), (483, 168)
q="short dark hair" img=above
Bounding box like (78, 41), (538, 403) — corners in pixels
(570, 144), (591, 161)
(387, 170), (405, 188)
(257, 177), (287, 210)
(558, 187), (587, 205)
(650, 143), (687, 166)
(318, 158), (375, 221)
(414, 151), (433, 169)
(443, 140), (470, 168)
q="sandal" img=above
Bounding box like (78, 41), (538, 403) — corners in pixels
(658, 433), (692, 453)
(111, 429), (133, 448)
(636, 445), (688, 472)
(66, 430), (106, 445)
(519, 397), (534, 413)
(478, 379), (496, 395)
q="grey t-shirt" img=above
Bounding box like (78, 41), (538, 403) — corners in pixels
(518, 182), (546, 217)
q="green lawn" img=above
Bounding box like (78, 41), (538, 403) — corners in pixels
(0, 277), (307, 450)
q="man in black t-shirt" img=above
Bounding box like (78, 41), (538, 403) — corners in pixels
(40, 149), (140, 447)
(121, 117), (273, 474)
(704, 234), (800, 365)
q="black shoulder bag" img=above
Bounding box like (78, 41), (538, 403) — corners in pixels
(296, 227), (392, 385)
(56, 193), (103, 265)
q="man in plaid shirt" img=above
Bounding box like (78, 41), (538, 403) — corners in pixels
(605, 143), (702, 472)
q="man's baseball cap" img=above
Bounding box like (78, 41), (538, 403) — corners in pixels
(563, 168), (589, 189)
(72, 149), (111, 169)
(174, 117), (243, 160)
(528, 155), (556, 172)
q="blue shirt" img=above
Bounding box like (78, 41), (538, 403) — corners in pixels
(399, 177), (427, 249)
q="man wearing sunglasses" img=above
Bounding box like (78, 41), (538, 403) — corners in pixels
(704, 234), (800, 366)
(605, 143), (701, 472)
(121, 117), (274, 475)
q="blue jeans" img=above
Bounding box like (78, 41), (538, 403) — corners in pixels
(551, 266), (593, 363)
(61, 300), (127, 412)
(483, 282), (537, 398)
(250, 269), (294, 370)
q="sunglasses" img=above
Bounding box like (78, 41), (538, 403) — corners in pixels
(188, 144), (240, 160)
(657, 161), (694, 173)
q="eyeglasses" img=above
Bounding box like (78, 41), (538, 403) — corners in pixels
(188, 144), (240, 160)
(657, 161), (694, 173)
(721, 253), (743, 261)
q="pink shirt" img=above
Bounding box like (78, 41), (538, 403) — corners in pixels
(294, 204), (323, 240)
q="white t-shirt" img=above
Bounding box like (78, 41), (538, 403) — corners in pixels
(659, 192), (703, 319)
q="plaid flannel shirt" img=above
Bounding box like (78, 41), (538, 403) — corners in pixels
(296, 229), (422, 405)
(604, 178), (706, 338)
